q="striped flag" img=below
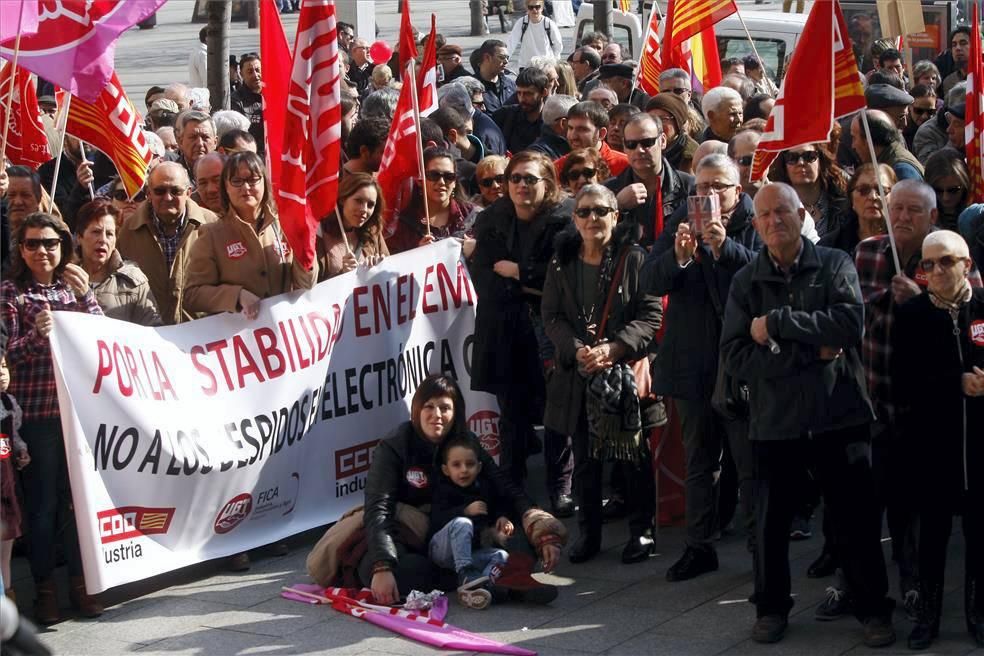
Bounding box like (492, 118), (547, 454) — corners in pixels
(660, 0), (737, 61)
(278, 0), (342, 271)
(751, 0), (864, 181)
(635, 3), (663, 96)
(618, 0), (633, 13)
(966, 0), (984, 203)
(64, 72), (151, 197)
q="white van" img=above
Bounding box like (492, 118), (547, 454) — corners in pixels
(573, 5), (808, 82)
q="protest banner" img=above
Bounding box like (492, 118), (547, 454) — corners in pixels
(49, 240), (499, 593)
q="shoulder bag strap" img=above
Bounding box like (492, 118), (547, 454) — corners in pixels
(594, 248), (630, 344)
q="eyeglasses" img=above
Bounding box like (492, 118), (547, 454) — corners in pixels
(152, 185), (187, 197)
(934, 185), (965, 196)
(113, 188), (146, 202)
(425, 170), (457, 183)
(229, 176), (263, 188)
(574, 205), (614, 219)
(785, 151), (820, 164)
(623, 136), (659, 150)
(527, 4), (543, 10)
(508, 173), (542, 185)
(479, 174), (505, 188)
(912, 107), (937, 117)
(669, 87), (690, 95)
(566, 168), (597, 182)
(736, 155), (754, 167)
(853, 184), (881, 197)
(22, 237), (62, 252)
(695, 182), (736, 194)
(919, 255), (965, 271)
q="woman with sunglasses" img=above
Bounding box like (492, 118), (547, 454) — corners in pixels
(891, 230), (984, 650)
(924, 149), (970, 232)
(318, 173), (388, 281)
(542, 184), (663, 564)
(107, 176), (146, 227)
(0, 212), (104, 623)
(184, 151), (317, 321)
(388, 147), (474, 255)
(905, 84), (938, 150)
(75, 198), (161, 325)
(819, 164), (896, 255)
(471, 156), (509, 209)
(767, 145), (847, 240)
(470, 151), (573, 494)
(559, 148), (610, 196)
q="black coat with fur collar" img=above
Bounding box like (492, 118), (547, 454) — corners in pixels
(541, 222), (664, 435)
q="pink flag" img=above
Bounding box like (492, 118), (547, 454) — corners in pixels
(259, 0), (291, 191)
(278, 0), (342, 271)
(0, 1), (40, 45)
(0, 1), (166, 103)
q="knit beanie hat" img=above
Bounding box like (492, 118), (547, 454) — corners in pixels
(646, 92), (688, 130)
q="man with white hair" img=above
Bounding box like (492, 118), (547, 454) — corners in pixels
(211, 110), (251, 141)
(650, 154), (759, 583)
(167, 110), (217, 183)
(528, 94), (577, 159)
(700, 86), (744, 143)
(721, 182), (896, 647)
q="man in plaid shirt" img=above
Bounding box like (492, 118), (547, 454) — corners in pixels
(853, 180), (982, 620)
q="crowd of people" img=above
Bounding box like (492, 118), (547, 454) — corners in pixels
(1, 2), (983, 651)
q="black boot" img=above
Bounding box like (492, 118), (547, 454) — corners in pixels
(909, 581), (943, 650)
(621, 533), (655, 564)
(568, 533), (602, 563)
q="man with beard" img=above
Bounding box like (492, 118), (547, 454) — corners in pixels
(231, 54), (265, 156)
(493, 68), (549, 154)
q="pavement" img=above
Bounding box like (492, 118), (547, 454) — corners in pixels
(9, 1), (981, 655)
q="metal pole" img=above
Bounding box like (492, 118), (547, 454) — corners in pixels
(734, 7), (771, 87)
(859, 110), (902, 274)
(593, 0), (612, 41)
(206, 0), (232, 110)
(50, 95), (72, 205)
(0, 24), (24, 163)
(407, 59), (431, 236)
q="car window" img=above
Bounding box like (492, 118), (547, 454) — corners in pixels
(839, 2), (953, 69)
(716, 37), (786, 81)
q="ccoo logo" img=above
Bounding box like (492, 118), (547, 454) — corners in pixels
(214, 493), (253, 534)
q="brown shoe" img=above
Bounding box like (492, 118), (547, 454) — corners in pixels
(33, 579), (60, 625)
(69, 576), (104, 618)
(227, 552), (251, 572)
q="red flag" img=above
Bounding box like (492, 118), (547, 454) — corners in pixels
(64, 72), (151, 197)
(0, 1), (166, 103)
(417, 15), (439, 117)
(278, 0), (342, 271)
(0, 62), (50, 169)
(833, 1), (866, 118)
(259, 0), (291, 190)
(399, 0), (419, 72)
(377, 61), (421, 236)
(635, 4), (663, 96)
(966, 0), (984, 203)
(660, 0), (737, 64)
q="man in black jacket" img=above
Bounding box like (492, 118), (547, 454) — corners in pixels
(648, 154), (760, 583)
(604, 113), (694, 250)
(720, 183), (895, 647)
(493, 68), (548, 154)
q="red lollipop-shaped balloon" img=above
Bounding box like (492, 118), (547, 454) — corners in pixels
(369, 40), (394, 65)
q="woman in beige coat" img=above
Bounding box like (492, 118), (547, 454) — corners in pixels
(317, 173), (388, 281)
(183, 151), (317, 320)
(75, 198), (161, 326)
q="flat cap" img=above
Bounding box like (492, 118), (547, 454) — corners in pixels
(946, 102), (965, 120)
(150, 98), (180, 114)
(437, 44), (462, 57)
(598, 62), (634, 80)
(865, 83), (913, 108)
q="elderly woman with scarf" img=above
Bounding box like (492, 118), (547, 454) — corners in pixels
(541, 184), (664, 565)
(646, 92), (698, 174)
(892, 230), (984, 650)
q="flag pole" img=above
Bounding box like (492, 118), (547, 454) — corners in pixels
(335, 205), (355, 256)
(0, 24), (24, 164)
(79, 140), (96, 198)
(50, 94), (72, 205)
(858, 109), (902, 275)
(406, 58), (431, 237)
(733, 8), (771, 89)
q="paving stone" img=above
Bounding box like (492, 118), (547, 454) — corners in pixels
(606, 630), (742, 655)
(526, 602), (678, 653)
(68, 597), (246, 644)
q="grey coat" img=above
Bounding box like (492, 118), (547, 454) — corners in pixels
(91, 251), (162, 326)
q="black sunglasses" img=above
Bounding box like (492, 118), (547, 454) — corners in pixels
(623, 137), (659, 150)
(669, 87), (690, 95)
(736, 155), (754, 167)
(912, 107), (937, 117)
(22, 237), (62, 252)
(934, 185), (964, 196)
(425, 170), (457, 184)
(479, 174), (505, 188)
(508, 173), (542, 185)
(574, 206), (614, 219)
(566, 167), (596, 181)
(919, 255), (964, 272)
(785, 151), (820, 164)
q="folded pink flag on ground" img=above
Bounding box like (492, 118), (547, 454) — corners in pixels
(281, 585), (537, 656)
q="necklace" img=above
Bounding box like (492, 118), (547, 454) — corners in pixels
(577, 258), (598, 340)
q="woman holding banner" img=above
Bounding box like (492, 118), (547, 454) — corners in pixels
(183, 151), (317, 321)
(75, 198), (162, 326)
(317, 173), (389, 281)
(362, 373), (566, 605)
(0, 212), (104, 624)
(387, 148), (475, 254)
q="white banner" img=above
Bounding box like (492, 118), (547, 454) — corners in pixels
(49, 241), (499, 593)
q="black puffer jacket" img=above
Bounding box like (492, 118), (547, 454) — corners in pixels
(364, 422), (533, 569)
(541, 222), (664, 435)
(720, 238), (875, 440)
(469, 195), (574, 394)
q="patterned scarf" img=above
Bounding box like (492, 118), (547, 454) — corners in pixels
(928, 278), (973, 321)
(585, 363), (643, 463)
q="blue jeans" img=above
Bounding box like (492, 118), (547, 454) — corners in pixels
(428, 517), (508, 576)
(20, 419), (83, 583)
